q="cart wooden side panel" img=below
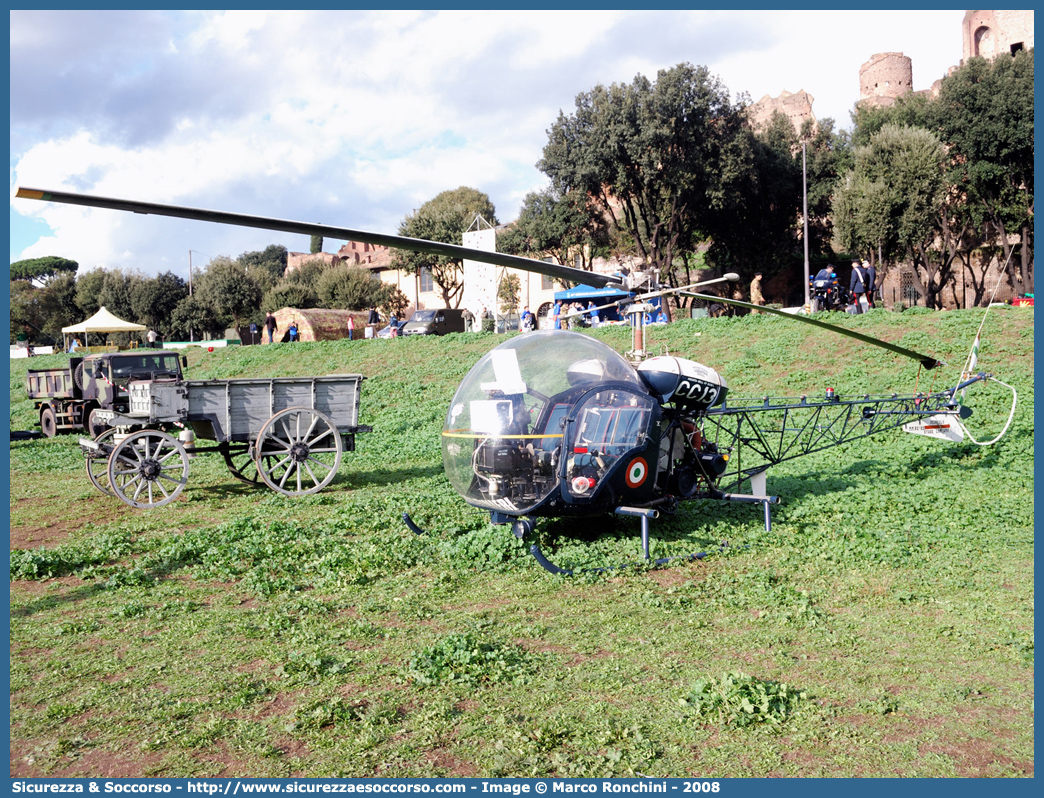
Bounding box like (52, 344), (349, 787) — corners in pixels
(184, 374), (364, 443)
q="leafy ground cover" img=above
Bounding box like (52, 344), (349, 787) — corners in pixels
(8, 308), (1034, 778)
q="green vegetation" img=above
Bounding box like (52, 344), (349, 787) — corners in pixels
(9, 309), (1033, 778)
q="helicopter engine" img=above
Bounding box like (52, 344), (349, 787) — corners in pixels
(658, 415), (730, 498)
(637, 356), (728, 410)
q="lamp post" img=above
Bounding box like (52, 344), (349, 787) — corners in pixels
(802, 141), (810, 308)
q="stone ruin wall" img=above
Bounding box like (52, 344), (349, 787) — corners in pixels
(747, 90), (816, 132)
(963, 10), (1034, 60)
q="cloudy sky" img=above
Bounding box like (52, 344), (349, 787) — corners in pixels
(10, 9), (967, 282)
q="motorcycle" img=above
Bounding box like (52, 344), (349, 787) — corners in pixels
(809, 270), (849, 312)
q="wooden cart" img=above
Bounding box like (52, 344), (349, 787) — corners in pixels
(82, 374), (368, 508)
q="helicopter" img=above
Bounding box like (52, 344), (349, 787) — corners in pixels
(15, 187), (1016, 574)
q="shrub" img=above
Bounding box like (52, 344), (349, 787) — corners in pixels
(680, 671), (807, 729)
(406, 633), (535, 686)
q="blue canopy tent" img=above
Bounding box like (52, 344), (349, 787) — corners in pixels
(553, 283), (634, 323)
(553, 283), (664, 324)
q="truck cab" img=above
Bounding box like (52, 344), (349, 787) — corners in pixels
(401, 308), (467, 336)
(83, 351), (184, 411)
(27, 350), (185, 436)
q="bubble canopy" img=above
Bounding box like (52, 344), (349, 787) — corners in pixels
(441, 331), (645, 514)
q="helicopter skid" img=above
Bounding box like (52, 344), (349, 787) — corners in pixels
(515, 509), (718, 577)
(527, 541), (716, 577)
(403, 512), (427, 536)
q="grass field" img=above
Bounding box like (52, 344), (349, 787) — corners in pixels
(8, 308), (1034, 778)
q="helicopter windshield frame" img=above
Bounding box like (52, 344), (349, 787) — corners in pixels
(442, 332), (647, 516)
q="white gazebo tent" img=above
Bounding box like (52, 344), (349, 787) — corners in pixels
(62, 306), (147, 351)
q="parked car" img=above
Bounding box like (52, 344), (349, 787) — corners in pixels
(401, 308), (467, 336)
(376, 320), (405, 339)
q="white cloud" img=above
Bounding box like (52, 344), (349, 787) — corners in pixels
(11, 9), (970, 281)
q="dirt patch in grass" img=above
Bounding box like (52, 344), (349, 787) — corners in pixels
(11, 741), (167, 779)
(423, 747), (479, 777)
(10, 494), (131, 549)
(11, 575), (87, 598)
(889, 705), (1033, 777)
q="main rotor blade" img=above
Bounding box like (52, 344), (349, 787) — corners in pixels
(683, 292), (944, 370)
(15, 187), (623, 289)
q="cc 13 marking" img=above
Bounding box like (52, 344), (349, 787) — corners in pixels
(676, 379), (719, 405)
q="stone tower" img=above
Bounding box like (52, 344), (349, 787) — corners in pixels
(962, 10), (1034, 60)
(858, 52), (914, 108)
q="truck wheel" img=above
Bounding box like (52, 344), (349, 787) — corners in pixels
(73, 362), (85, 391)
(40, 406), (58, 438)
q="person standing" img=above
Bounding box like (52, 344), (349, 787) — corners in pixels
(265, 311), (277, 344)
(863, 260), (877, 310)
(146, 328), (158, 349)
(347, 313), (355, 341)
(750, 273), (765, 314)
(521, 306), (534, 332)
(288, 319), (299, 342)
(588, 300), (599, 328)
(553, 300), (562, 330)
(849, 259), (869, 313)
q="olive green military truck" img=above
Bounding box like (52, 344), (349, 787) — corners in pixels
(26, 350), (185, 438)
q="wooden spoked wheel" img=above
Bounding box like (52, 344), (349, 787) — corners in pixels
(220, 442), (281, 487)
(85, 427), (119, 496)
(106, 429), (190, 509)
(220, 442), (263, 486)
(255, 407), (343, 496)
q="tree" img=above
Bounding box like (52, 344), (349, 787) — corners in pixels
(497, 187), (608, 276)
(833, 124), (948, 307)
(194, 257), (262, 328)
(74, 268), (107, 317)
(934, 50), (1034, 294)
(238, 245), (288, 292)
(39, 272), (80, 342)
(10, 256), (78, 285)
(539, 63), (750, 289)
(498, 274), (521, 316)
(845, 51), (1035, 303)
(799, 117), (852, 260)
(702, 111), (800, 282)
(316, 264), (390, 310)
(310, 234), (323, 255)
(169, 295), (222, 341)
(131, 271), (189, 334)
(261, 283), (319, 312)
(381, 286), (410, 319)
(392, 187), (498, 308)
(96, 269), (142, 322)
(10, 281), (45, 344)
(284, 258), (328, 293)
